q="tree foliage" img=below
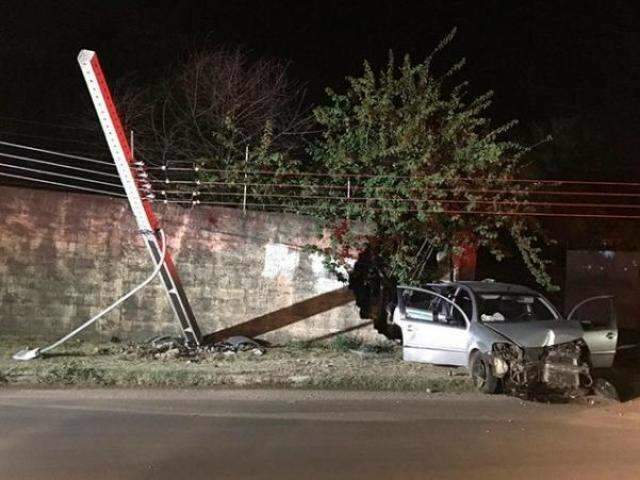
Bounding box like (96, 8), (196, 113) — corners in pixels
(121, 48), (311, 207)
(126, 47), (311, 202)
(308, 29), (554, 289)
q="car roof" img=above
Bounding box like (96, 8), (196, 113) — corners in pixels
(449, 281), (539, 295)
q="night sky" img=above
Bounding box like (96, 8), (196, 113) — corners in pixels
(1, 1), (638, 176)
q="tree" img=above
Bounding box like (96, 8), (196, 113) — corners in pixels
(307, 29), (553, 326)
(128, 47), (311, 204)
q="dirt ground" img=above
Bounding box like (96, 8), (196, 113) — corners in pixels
(0, 336), (476, 392)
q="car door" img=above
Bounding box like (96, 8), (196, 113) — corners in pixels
(396, 286), (470, 366)
(567, 295), (617, 368)
(395, 287), (434, 349)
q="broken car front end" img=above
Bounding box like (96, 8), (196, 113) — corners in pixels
(491, 340), (593, 394)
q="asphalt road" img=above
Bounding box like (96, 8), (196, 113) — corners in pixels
(1, 389), (639, 480)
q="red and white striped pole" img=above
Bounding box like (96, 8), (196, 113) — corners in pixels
(77, 50), (202, 346)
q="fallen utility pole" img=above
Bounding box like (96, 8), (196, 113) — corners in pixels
(77, 50), (203, 346)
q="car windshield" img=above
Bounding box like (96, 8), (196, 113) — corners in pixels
(478, 293), (557, 322)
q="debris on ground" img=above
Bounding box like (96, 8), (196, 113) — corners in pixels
(210, 335), (265, 354)
(148, 335), (182, 352)
(143, 334), (267, 361)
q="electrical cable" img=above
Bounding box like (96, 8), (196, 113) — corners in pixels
(0, 151), (120, 178)
(149, 179), (640, 198)
(145, 165), (640, 187)
(12, 229), (168, 361)
(156, 198), (640, 219)
(2, 139), (638, 214)
(4, 139), (632, 190)
(0, 161), (124, 188)
(5, 143), (636, 205)
(0, 171), (126, 197)
(0, 140), (115, 166)
(156, 188), (640, 210)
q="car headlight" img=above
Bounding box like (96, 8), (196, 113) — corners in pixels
(491, 343), (521, 377)
(492, 356), (509, 377)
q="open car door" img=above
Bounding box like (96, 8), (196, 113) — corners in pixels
(396, 286), (470, 366)
(567, 295), (617, 368)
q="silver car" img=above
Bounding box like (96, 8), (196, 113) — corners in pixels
(393, 281), (617, 394)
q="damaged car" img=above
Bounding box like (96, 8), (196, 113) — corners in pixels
(393, 281), (617, 395)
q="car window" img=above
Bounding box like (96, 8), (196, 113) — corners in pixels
(478, 294), (557, 322)
(402, 290), (436, 322)
(401, 288), (467, 328)
(568, 298), (613, 328)
(452, 289), (472, 326)
(403, 290), (433, 310)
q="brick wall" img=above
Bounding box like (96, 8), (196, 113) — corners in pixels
(0, 185), (374, 343)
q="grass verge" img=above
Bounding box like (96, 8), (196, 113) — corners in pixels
(0, 336), (475, 393)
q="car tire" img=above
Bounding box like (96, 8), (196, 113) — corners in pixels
(593, 377), (620, 401)
(470, 352), (499, 394)
(387, 323), (403, 342)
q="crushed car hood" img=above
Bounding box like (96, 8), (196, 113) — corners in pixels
(483, 320), (583, 348)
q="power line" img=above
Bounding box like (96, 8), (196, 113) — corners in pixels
(0, 171), (126, 198)
(0, 151), (120, 179)
(148, 179), (354, 190)
(158, 188), (640, 210)
(0, 140), (116, 167)
(147, 165), (640, 188)
(3, 139), (637, 192)
(2, 164), (635, 219)
(0, 162), (124, 189)
(156, 198), (640, 220)
(149, 178), (640, 199)
(1, 140), (638, 219)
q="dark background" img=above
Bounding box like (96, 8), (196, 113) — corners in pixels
(1, 1), (639, 303)
(0, 0), (638, 177)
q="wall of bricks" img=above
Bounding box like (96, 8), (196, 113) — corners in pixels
(0, 185), (375, 343)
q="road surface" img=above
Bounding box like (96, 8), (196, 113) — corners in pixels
(1, 389), (639, 479)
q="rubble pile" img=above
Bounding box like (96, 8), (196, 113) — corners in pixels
(144, 335), (266, 362)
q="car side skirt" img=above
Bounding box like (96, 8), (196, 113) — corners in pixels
(402, 345), (468, 367)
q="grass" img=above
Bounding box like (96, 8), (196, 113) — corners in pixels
(328, 335), (364, 352)
(285, 335), (396, 354)
(36, 361), (115, 385)
(0, 335), (476, 393)
(284, 339), (316, 351)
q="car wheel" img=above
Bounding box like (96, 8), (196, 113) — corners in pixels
(387, 323), (403, 342)
(593, 377), (619, 401)
(470, 352), (499, 394)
